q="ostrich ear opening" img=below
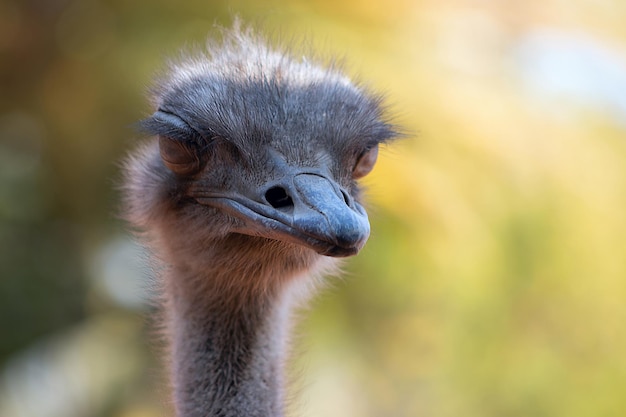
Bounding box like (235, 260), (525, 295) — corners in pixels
(352, 144), (379, 179)
(159, 135), (203, 176)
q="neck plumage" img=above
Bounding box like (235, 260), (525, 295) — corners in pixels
(167, 279), (287, 417)
(160, 236), (325, 417)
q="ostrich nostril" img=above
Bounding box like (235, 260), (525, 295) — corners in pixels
(265, 186), (294, 209)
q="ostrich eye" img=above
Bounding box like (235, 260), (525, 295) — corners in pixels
(159, 135), (202, 177)
(352, 144), (379, 179)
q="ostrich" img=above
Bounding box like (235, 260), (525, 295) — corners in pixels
(124, 25), (398, 417)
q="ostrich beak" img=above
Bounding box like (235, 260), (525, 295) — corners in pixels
(195, 173), (370, 257)
(289, 173), (370, 257)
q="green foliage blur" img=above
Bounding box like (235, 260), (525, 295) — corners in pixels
(1, 1), (625, 416)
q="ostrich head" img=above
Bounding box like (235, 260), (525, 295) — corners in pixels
(125, 27), (397, 289)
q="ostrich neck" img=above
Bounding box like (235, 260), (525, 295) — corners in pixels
(164, 256), (298, 417)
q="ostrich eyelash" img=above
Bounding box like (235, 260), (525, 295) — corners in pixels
(139, 109), (206, 143)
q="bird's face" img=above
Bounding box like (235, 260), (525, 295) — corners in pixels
(141, 74), (395, 258)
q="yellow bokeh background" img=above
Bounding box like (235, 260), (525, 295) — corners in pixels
(1, 1), (625, 417)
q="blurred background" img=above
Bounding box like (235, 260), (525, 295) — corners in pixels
(1, 0), (625, 416)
